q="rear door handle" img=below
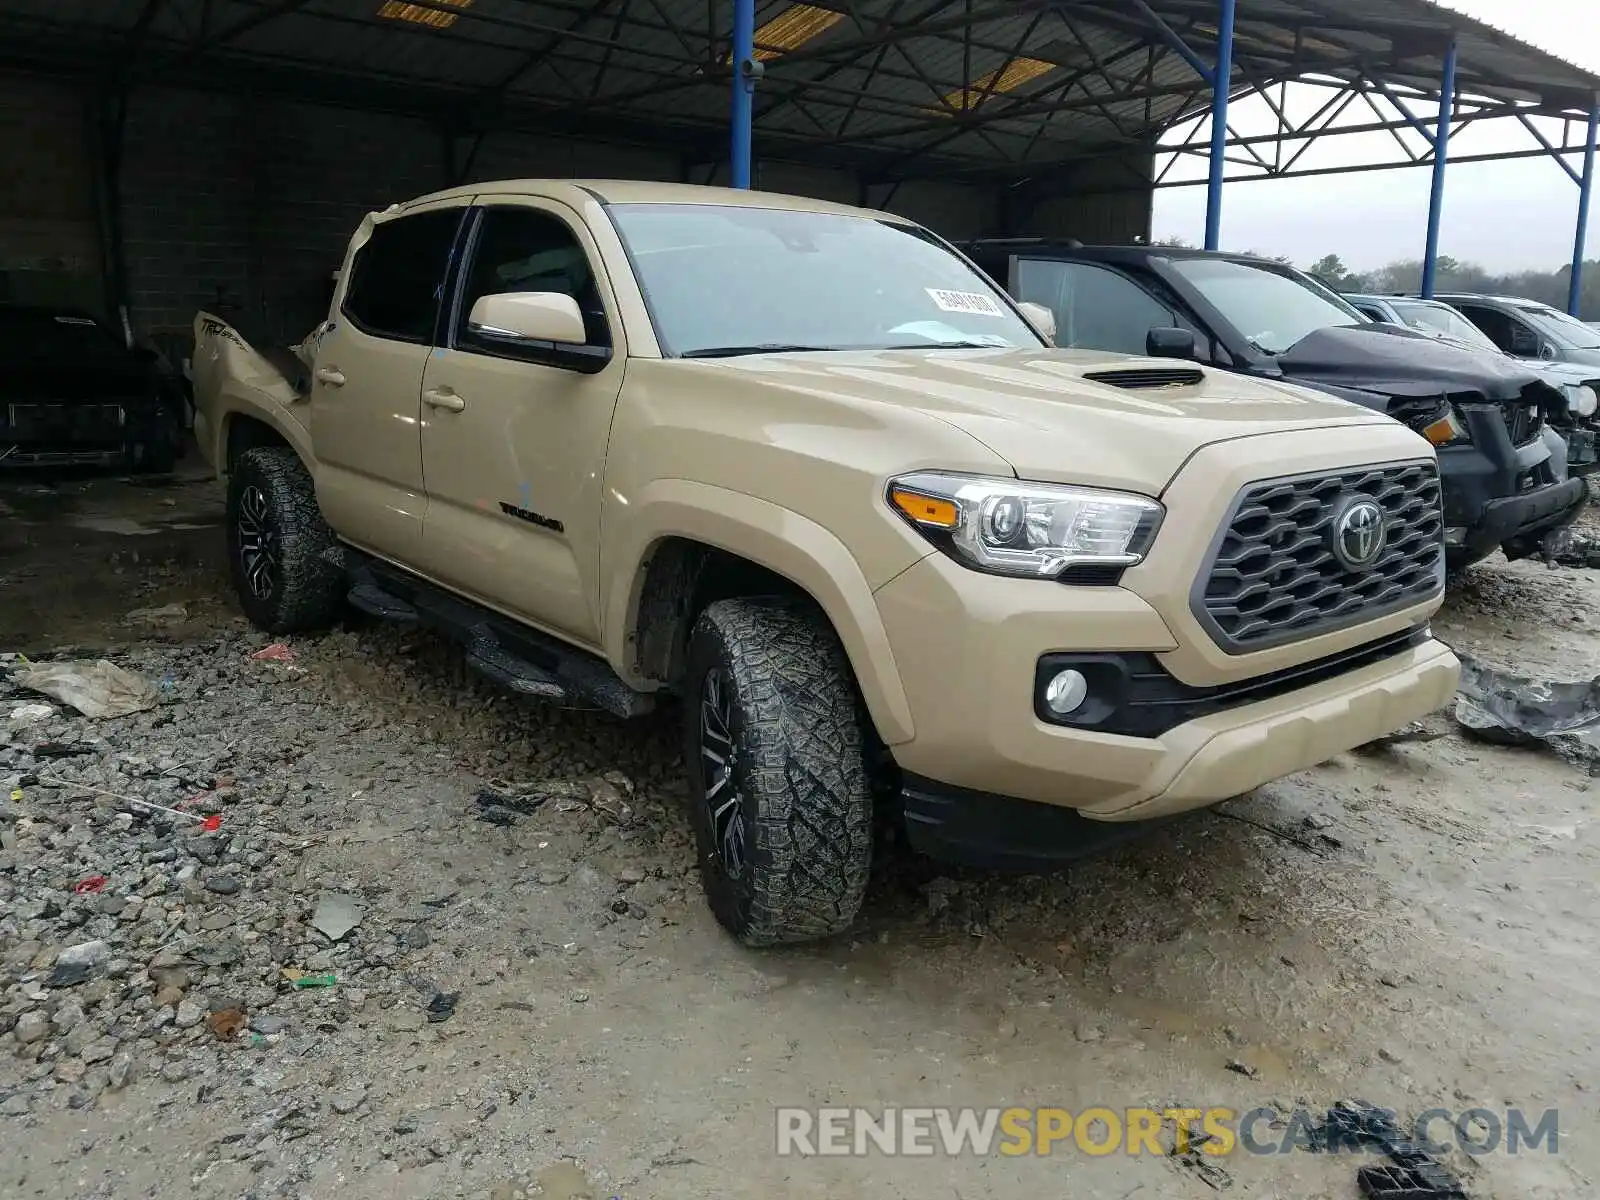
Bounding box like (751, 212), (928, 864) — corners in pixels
(423, 388), (466, 413)
(315, 367), (346, 387)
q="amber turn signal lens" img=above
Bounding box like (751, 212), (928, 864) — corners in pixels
(890, 487), (959, 528)
(1420, 414), (1462, 447)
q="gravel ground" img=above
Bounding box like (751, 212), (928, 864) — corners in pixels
(1, 471), (1597, 1200)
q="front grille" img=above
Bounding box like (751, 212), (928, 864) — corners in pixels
(1194, 460), (1443, 653)
(1083, 367), (1204, 390)
(6, 402), (126, 444)
(1504, 403), (1544, 446)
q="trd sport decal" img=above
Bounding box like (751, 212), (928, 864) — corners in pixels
(499, 502), (565, 534)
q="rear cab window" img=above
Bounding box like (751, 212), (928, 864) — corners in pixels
(341, 208), (466, 344)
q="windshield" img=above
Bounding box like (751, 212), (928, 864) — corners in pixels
(606, 203), (1039, 357)
(1166, 258), (1363, 355)
(1518, 305), (1600, 350)
(1388, 301), (1501, 352)
(0, 310), (125, 360)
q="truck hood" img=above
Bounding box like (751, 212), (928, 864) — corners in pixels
(1531, 357), (1600, 385)
(1272, 324), (1557, 402)
(707, 347), (1392, 494)
(0, 356), (155, 403)
(1552, 345), (1600, 369)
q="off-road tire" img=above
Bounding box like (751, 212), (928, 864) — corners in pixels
(226, 446), (344, 633)
(682, 598), (874, 946)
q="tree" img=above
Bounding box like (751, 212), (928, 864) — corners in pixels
(1308, 254), (1353, 288)
(1307, 253), (1598, 318)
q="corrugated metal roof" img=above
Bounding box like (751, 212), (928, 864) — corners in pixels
(0, 0), (1595, 180)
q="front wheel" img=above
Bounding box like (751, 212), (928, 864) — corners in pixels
(225, 446), (345, 633)
(682, 598), (874, 946)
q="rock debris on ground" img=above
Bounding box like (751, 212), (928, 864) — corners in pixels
(1, 473), (1598, 1199)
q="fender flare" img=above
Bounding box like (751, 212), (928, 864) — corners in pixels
(215, 399), (315, 474)
(604, 479), (916, 745)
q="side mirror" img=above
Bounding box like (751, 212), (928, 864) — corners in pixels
(1146, 327), (1197, 360)
(1539, 342), (1558, 361)
(468, 291), (587, 346)
(1016, 301), (1056, 344)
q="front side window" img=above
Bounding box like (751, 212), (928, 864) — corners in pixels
(1455, 304), (1517, 352)
(342, 208), (464, 343)
(455, 207), (611, 352)
(1013, 259), (1187, 356)
(1519, 305), (1600, 350)
(605, 203), (1039, 356)
(1166, 257), (1363, 355)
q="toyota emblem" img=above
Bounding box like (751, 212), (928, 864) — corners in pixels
(1331, 496), (1387, 571)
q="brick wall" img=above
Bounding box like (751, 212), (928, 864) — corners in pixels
(0, 73), (103, 311)
(4, 71), (1144, 349)
(121, 89), (449, 346)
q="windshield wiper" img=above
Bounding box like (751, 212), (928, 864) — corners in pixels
(886, 339), (1009, 350)
(680, 343), (843, 358)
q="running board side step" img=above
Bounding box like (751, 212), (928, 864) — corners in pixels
(342, 551), (654, 719)
(348, 582), (419, 623)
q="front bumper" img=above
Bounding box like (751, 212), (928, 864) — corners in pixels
(1455, 475), (1587, 558)
(891, 624), (1459, 867)
(874, 536), (1458, 852)
(1, 398), (174, 468)
(1438, 410), (1585, 557)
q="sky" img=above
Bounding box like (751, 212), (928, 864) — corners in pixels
(1151, 0), (1600, 273)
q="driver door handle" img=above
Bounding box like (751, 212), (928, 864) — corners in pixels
(315, 367), (346, 387)
(423, 387), (466, 413)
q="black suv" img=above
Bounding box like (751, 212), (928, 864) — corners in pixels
(0, 304), (182, 472)
(964, 242), (1585, 569)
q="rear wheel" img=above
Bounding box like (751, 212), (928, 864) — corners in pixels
(225, 446), (344, 633)
(682, 598), (874, 946)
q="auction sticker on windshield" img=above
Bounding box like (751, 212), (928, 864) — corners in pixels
(926, 288), (1004, 317)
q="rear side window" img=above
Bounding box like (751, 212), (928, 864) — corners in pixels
(342, 209), (465, 343)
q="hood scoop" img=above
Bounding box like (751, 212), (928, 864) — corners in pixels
(1083, 367), (1204, 390)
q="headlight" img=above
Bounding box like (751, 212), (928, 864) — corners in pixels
(887, 471), (1163, 578)
(1563, 383), (1598, 418)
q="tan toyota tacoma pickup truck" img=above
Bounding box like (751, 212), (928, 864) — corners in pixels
(192, 180), (1460, 945)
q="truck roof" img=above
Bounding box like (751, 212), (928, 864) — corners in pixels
(1345, 294), (1453, 307)
(389, 179), (896, 221)
(1431, 292), (1554, 308)
(962, 240), (1301, 271)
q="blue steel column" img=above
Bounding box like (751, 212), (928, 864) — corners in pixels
(1568, 104), (1598, 316)
(1203, 0), (1235, 250)
(1420, 41), (1457, 299)
(730, 0), (756, 188)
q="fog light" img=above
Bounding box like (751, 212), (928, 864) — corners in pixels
(1043, 668), (1089, 716)
(1443, 527), (1467, 546)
